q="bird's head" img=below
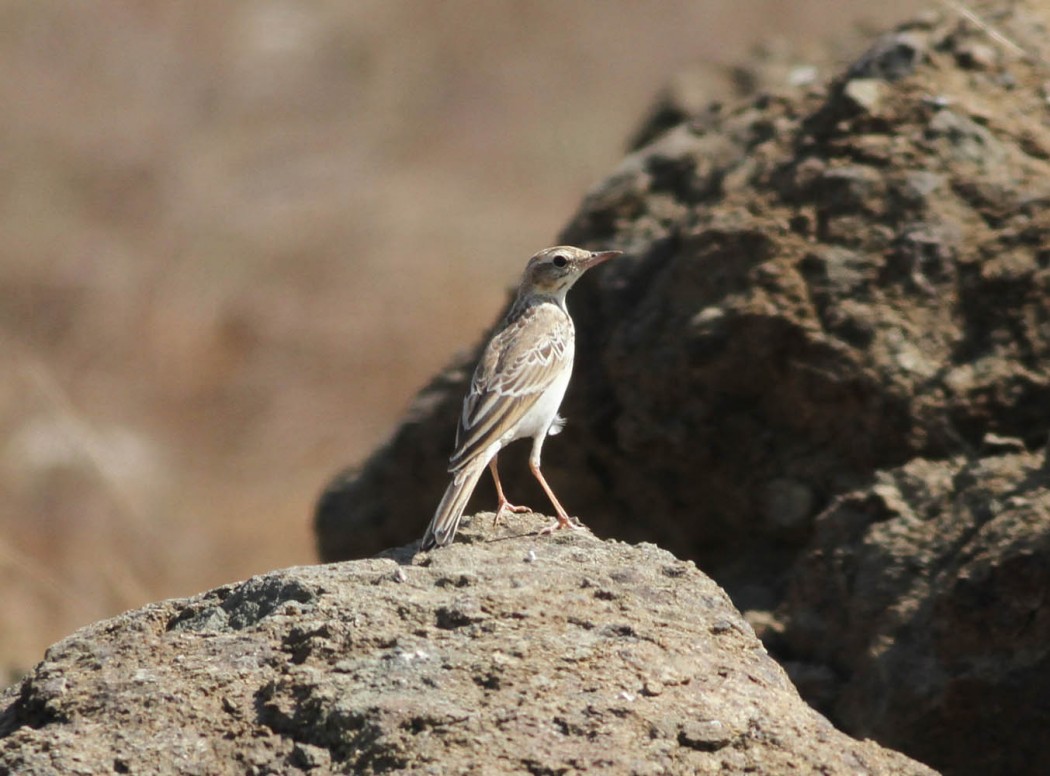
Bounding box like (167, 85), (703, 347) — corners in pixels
(518, 246), (621, 301)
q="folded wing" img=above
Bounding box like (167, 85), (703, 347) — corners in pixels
(449, 303), (573, 471)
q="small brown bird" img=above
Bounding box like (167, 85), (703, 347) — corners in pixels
(420, 246), (620, 550)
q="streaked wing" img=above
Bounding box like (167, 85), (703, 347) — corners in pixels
(449, 303), (572, 471)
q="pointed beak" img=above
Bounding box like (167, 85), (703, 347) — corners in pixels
(581, 250), (622, 270)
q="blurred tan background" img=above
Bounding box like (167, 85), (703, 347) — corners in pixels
(0, 0), (914, 679)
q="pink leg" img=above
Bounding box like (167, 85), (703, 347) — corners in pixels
(529, 459), (582, 534)
(490, 456), (530, 525)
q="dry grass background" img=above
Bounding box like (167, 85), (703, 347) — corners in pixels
(0, 0), (914, 680)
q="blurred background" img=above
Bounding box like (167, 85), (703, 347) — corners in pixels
(0, 0), (914, 680)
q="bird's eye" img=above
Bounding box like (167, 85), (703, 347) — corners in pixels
(552, 255), (568, 268)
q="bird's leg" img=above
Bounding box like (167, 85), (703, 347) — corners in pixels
(529, 458), (583, 534)
(490, 455), (530, 526)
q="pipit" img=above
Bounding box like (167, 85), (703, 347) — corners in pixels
(420, 245), (620, 550)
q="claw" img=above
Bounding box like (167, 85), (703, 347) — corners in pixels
(493, 500), (532, 526)
(538, 515), (584, 535)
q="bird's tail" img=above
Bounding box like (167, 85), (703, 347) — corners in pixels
(420, 458), (487, 550)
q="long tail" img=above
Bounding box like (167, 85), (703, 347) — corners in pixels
(420, 458), (487, 550)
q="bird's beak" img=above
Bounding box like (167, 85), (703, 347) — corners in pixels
(582, 250), (622, 270)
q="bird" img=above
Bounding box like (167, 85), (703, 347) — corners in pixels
(420, 245), (621, 550)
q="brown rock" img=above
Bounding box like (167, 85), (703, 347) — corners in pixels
(317, 0), (1050, 596)
(315, 1), (1050, 772)
(0, 519), (935, 775)
(778, 449), (1050, 775)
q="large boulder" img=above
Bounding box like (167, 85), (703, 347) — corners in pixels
(317, 0), (1050, 595)
(0, 518), (934, 775)
(315, 1), (1050, 773)
(775, 446), (1050, 776)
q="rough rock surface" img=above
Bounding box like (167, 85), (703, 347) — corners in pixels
(317, 0), (1050, 587)
(316, 2), (1050, 773)
(774, 445), (1050, 776)
(0, 518), (935, 775)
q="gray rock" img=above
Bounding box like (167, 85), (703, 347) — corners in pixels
(848, 32), (927, 81)
(0, 517), (936, 775)
(926, 109), (1007, 167)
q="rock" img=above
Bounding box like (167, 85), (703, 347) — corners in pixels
(627, 40), (833, 152)
(847, 31), (927, 81)
(842, 78), (886, 113)
(0, 518), (936, 775)
(318, 0), (1050, 587)
(778, 449), (1050, 776)
(316, 1), (1050, 772)
(954, 41), (999, 70)
(926, 109), (1007, 168)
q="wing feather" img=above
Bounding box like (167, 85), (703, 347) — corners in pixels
(449, 303), (573, 471)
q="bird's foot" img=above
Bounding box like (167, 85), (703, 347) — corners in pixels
(538, 514), (584, 535)
(492, 500), (532, 526)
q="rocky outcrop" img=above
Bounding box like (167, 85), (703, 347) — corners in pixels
(317, 0), (1050, 582)
(0, 518), (935, 775)
(774, 446), (1050, 776)
(316, 2), (1050, 773)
